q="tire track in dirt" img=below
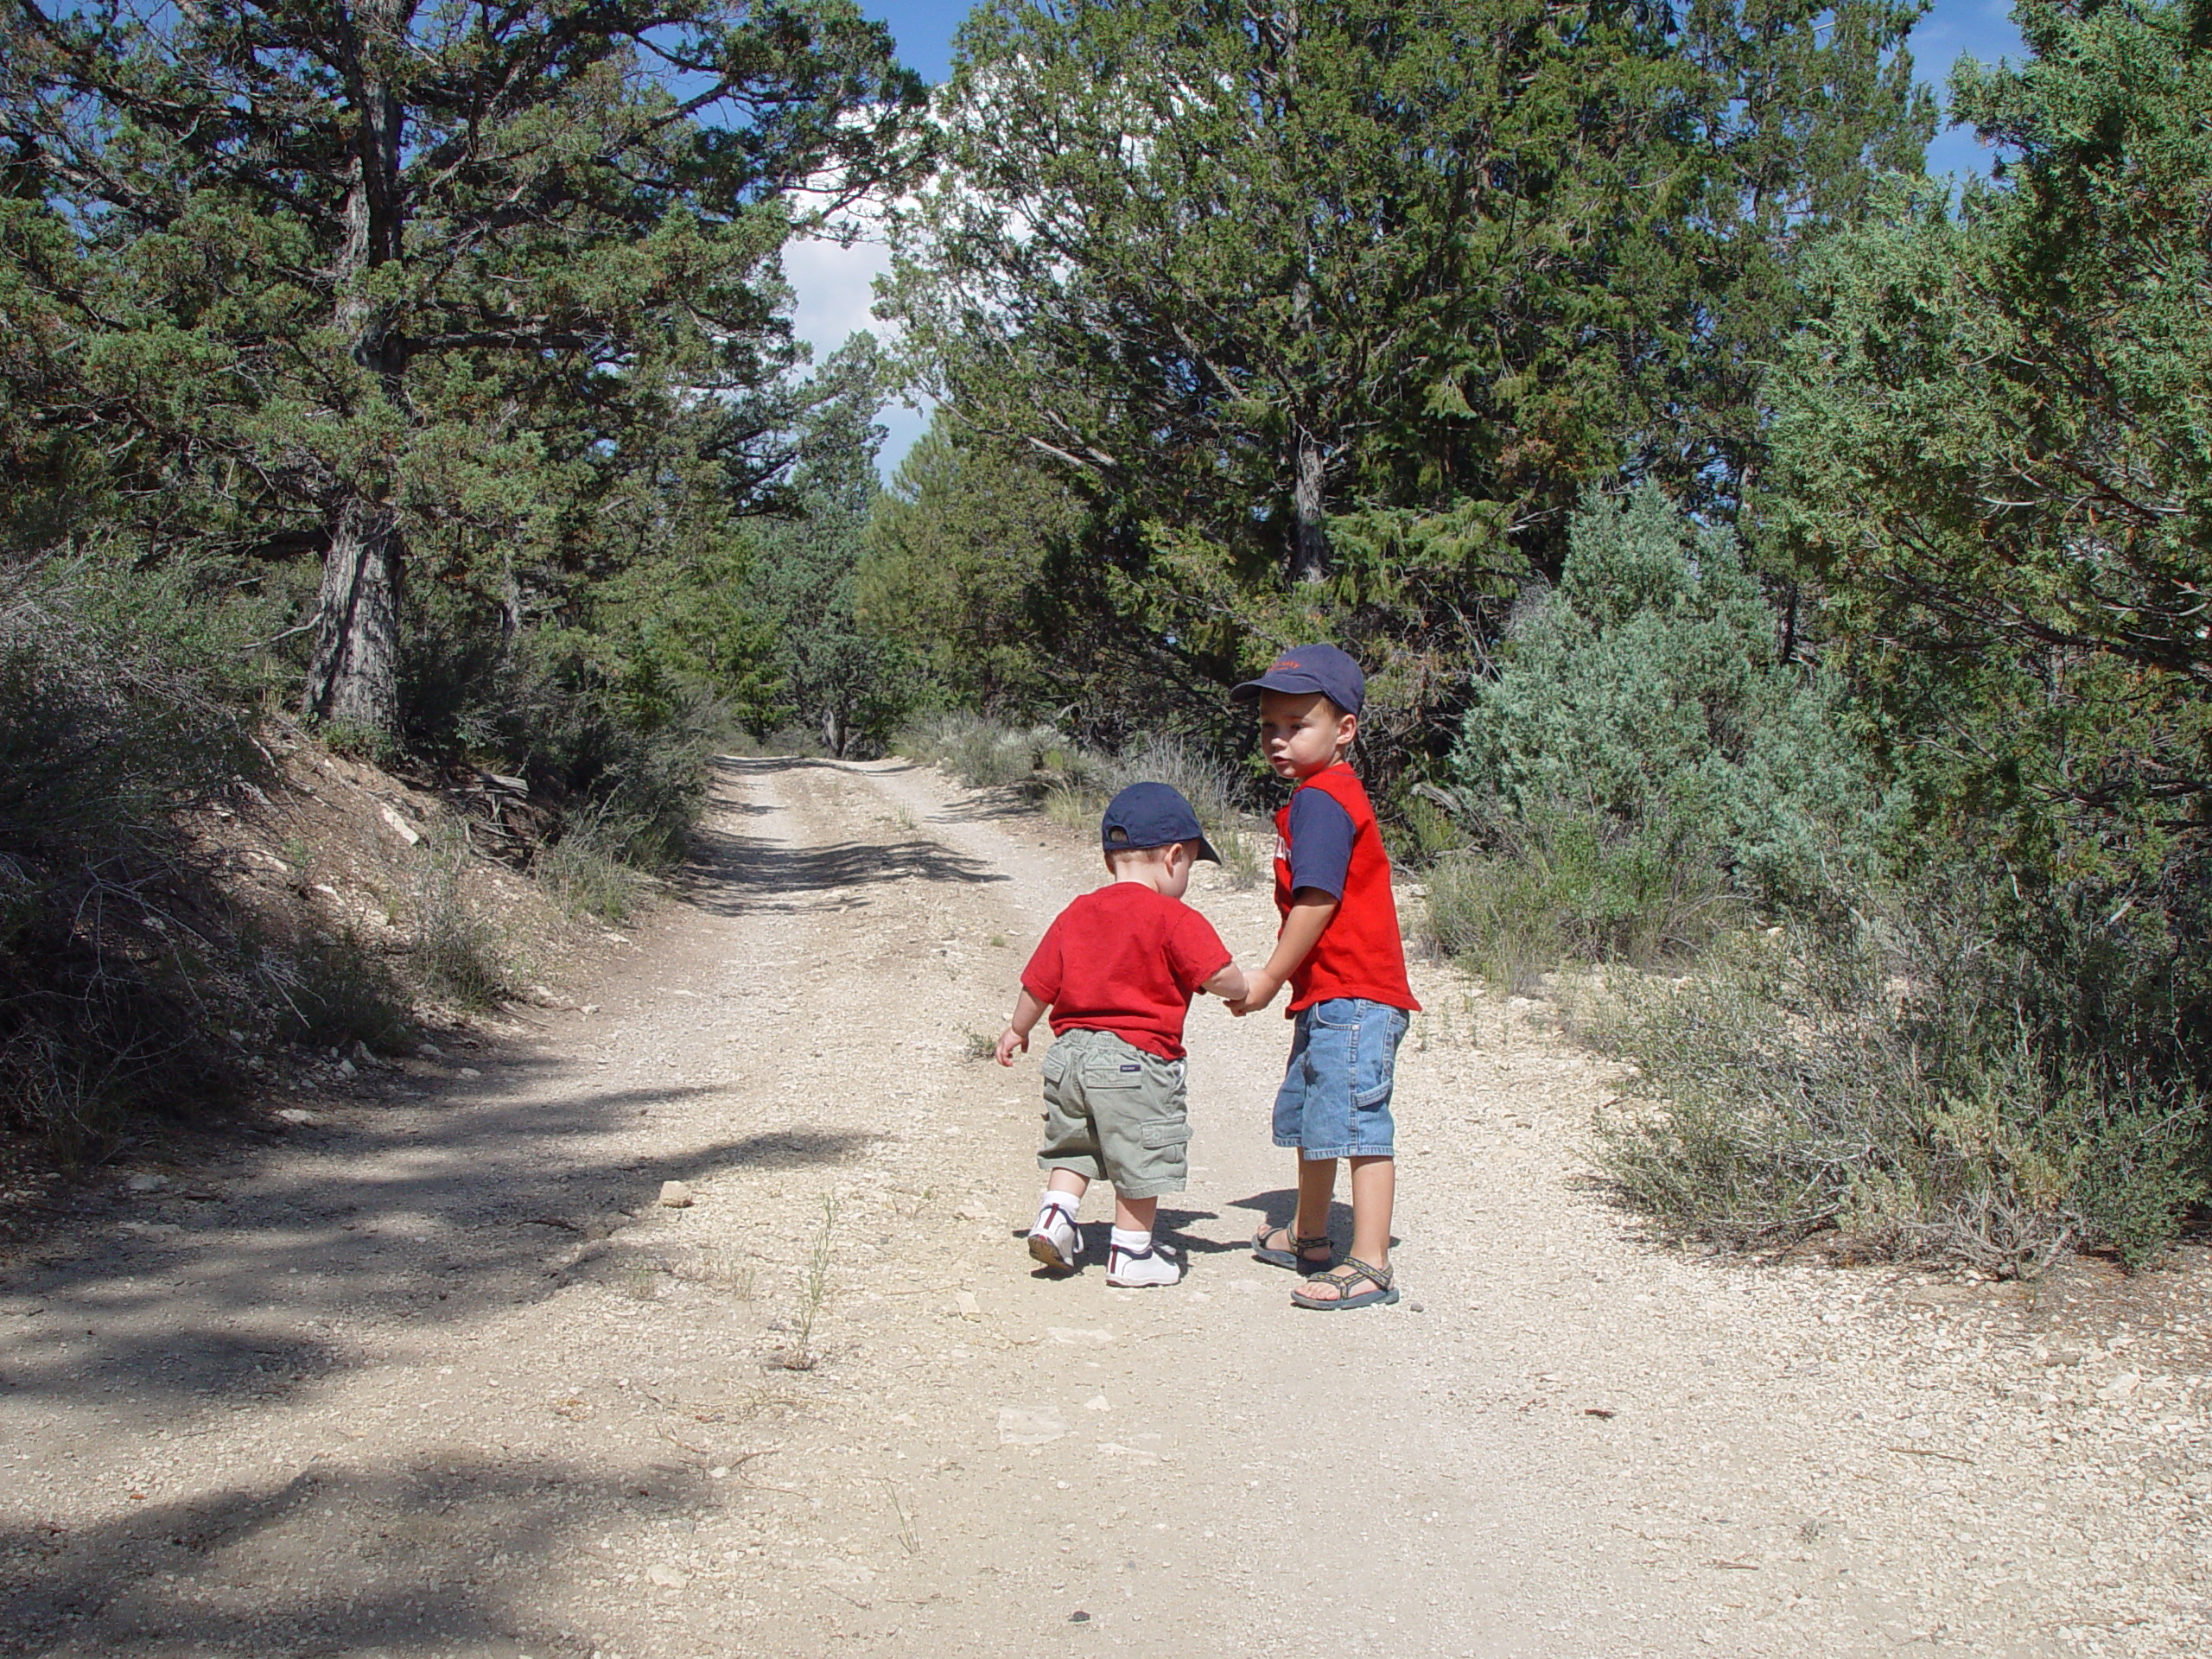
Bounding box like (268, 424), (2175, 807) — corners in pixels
(2, 755), (2205, 1659)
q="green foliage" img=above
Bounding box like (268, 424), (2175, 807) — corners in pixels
(1446, 486), (1884, 923)
(746, 371), (918, 756)
(1773, 0), (2212, 889)
(882, 0), (1931, 750)
(0, 559), (265, 1152)
(1767, 0), (2212, 1181)
(858, 414), (1090, 716)
(896, 712), (1067, 791)
(1590, 906), (2209, 1274)
(897, 709), (1267, 886)
(1424, 809), (1734, 992)
(407, 828), (518, 1009)
(0, 0), (926, 733)
(535, 807), (657, 924)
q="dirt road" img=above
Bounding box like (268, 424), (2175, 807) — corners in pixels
(3, 757), (2208, 1658)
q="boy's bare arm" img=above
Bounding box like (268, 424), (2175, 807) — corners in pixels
(1230, 890), (1338, 1015)
(1202, 960), (1249, 1003)
(995, 988), (1050, 1066)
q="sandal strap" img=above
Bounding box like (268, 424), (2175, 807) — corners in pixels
(1311, 1257), (1391, 1293)
(1256, 1224), (1331, 1253)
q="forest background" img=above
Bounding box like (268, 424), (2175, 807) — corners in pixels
(2, 0), (2206, 1274)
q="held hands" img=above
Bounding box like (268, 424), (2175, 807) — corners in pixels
(993, 1025), (1029, 1067)
(1229, 969), (1282, 1018)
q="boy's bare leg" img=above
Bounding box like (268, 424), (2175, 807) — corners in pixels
(1293, 1154), (1395, 1301)
(1348, 1154), (1394, 1268)
(1292, 1155), (1337, 1242)
(1113, 1194), (1157, 1234)
(1046, 1170), (1090, 1202)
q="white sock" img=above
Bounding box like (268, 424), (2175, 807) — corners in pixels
(1109, 1226), (1152, 1255)
(1038, 1189), (1080, 1224)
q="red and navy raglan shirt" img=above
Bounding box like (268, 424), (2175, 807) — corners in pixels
(1273, 763), (1420, 1014)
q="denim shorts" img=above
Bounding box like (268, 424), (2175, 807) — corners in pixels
(1272, 997), (1410, 1160)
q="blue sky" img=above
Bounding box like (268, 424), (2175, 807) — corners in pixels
(791, 1), (2033, 476)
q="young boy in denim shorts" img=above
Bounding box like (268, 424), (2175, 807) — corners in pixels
(995, 783), (1248, 1287)
(1230, 645), (1420, 1309)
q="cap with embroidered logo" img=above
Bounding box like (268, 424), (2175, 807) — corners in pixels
(1230, 642), (1365, 715)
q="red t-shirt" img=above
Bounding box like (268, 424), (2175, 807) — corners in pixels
(1273, 763), (1420, 1014)
(1020, 883), (1233, 1060)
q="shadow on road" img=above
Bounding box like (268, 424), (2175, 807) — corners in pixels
(0, 1448), (728, 1657)
(0, 1066), (872, 1414)
(683, 756), (1005, 914)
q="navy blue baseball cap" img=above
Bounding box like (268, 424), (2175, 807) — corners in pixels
(1230, 643), (1365, 715)
(1100, 782), (1221, 862)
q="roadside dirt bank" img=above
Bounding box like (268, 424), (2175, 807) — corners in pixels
(3, 755), (2206, 1659)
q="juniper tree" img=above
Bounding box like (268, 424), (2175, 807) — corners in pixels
(881, 0), (1929, 739)
(1770, 0), (2212, 1093)
(0, 0), (925, 737)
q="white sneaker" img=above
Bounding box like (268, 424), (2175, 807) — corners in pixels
(1105, 1237), (1181, 1287)
(1027, 1207), (1082, 1272)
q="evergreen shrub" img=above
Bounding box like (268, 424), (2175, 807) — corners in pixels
(1432, 486), (1880, 981)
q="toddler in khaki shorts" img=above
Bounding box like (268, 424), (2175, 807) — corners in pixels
(994, 784), (1247, 1287)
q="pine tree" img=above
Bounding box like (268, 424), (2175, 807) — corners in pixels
(0, 0), (923, 736)
(881, 0), (1929, 739)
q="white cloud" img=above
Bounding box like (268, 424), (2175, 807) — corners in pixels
(785, 227), (933, 478)
(785, 230), (893, 359)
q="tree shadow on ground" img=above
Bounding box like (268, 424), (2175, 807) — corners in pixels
(0, 1055), (874, 1412)
(681, 758), (1004, 916)
(0, 1447), (740, 1657)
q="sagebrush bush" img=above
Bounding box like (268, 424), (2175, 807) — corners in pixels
(0, 559), (265, 1152)
(408, 827), (517, 1007)
(1422, 805), (1734, 989)
(1448, 486), (1885, 918)
(1588, 901), (2208, 1273)
(896, 710), (1063, 789)
(272, 927), (415, 1052)
(902, 712), (1269, 887)
(536, 803), (655, 922)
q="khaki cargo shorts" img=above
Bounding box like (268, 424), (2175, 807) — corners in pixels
(1037, 1028), (1191, 1199)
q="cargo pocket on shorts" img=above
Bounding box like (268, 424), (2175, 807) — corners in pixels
(1040, 1044), (1071, 1086)
(1351, 1005), (1408, 1107)
(1139, 1119), (1192, 1151)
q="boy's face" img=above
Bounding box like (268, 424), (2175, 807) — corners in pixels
(1257, 689), (1356, 779)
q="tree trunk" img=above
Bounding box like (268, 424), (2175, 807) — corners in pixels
(304, 498), (404, 733)
(1290, 427), (1331, 584)
(304, 1), (410, 735)
(822, 699), (849, 760)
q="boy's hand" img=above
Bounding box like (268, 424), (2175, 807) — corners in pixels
(1230, 969), (1282, 1017)
(993, 1025), (1028, 1066)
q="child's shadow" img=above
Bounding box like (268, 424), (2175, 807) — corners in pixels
(1010, 1197), (1397, 1275)
(1226, 1190), (1402, 1255)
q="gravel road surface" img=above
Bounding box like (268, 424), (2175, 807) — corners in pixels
(3, 756), (2206, 1658)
